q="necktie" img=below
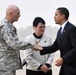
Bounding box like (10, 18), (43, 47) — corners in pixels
(59, 27), (62, 36)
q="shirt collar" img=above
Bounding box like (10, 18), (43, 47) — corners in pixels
(60, 20), (68, 32)
(33, 33), (43, 39)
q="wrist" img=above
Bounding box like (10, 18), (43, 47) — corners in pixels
(40, 47), (43, 50)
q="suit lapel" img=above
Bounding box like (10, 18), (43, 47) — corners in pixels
(57, 22), (70, 47)
(60, 22), (70, 45)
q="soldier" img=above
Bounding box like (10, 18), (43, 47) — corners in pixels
(0, 5), (33, 75)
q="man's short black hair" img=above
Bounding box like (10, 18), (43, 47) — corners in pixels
(57, 7), (69, 20)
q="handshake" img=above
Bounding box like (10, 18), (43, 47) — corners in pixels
(33, 43), (43, 51)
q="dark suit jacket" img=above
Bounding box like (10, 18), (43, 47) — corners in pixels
(40, 21), (76, 75)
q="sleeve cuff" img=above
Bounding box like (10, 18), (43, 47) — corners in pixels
(37, 65), (42, 70)
(45, 63), (51, 68)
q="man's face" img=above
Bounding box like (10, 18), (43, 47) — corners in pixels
(34, 22), (46, 36)
(54, 10), (63, 25)
(12, 8), (20, 22)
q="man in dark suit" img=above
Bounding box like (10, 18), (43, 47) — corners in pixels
(33, 7), (76, 75)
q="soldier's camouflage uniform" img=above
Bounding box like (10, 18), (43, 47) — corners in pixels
(0, 19), (33, 75)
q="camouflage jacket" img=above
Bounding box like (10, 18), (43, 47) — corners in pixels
(0, 19), (33, 71)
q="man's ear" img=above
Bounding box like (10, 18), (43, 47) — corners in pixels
(62, 14), (65, 19)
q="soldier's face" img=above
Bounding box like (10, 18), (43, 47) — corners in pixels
(12, 8), (20, 22)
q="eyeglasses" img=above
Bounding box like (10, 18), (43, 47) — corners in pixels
(38, 26), (46, 29)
